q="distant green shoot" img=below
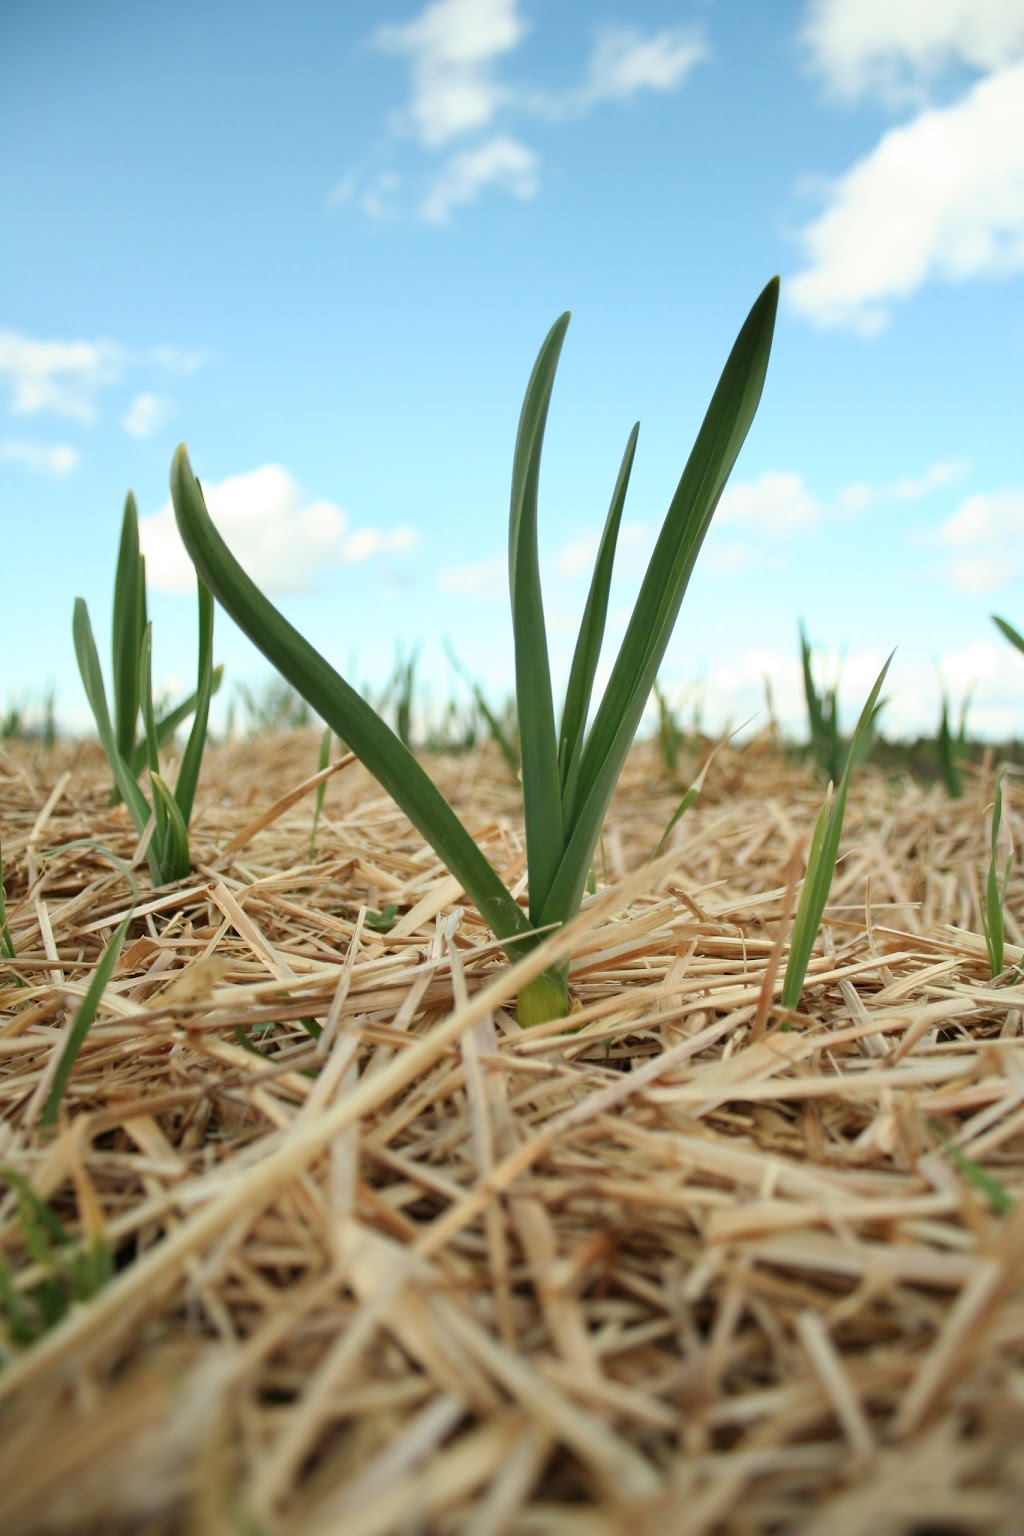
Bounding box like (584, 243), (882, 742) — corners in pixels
(308, 725), (333, 859)
(781, 654), (893, 1011)
(0, 826), (26, 988)
(936, 684), (972, 799)
(74, 493), (218, 885)
(981, 768), (1013, 981)
(445, 642), (519, 772)
(104, 494), (223, 805)
(0, 1168), (113, 1348)
(172, 279), (780, 1023)
(799, 622), (843, 783)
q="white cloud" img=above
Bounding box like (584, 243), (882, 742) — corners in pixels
(121, 392), (165, 439)
(789, 61), (1024, 332)
(934, 485), (1024, 593)
(373, 0), (525, 148)
(837, 458), (968, 511)
(584, 25), (707, 103)
(139, 464), (419, 595)
(437, 557), (505, 600)
(0, 439), (78, 475)
(422, 134), (537, 222)
(350, 5), (706, 222)
(716, 471), (823, 533)
(802, 0), (1024, 102)
(0, 329), (122, 421)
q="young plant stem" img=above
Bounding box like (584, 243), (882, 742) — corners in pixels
(172, 279), (779, 1023)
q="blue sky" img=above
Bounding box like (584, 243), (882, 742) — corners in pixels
(3, 0), (1023, 741)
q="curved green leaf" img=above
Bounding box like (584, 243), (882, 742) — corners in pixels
(508, 312), (569, 922)
(170, 448), (533, 950)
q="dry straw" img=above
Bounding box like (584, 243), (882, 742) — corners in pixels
(1, 732), (1022, 1531)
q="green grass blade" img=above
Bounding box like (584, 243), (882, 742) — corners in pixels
(508, 312), (570, 922)
(112, 492), (146, 768)
(41, 908), (133, 1125)
(559, 423), (639, 824)
(993, 614), (1024, 656)
(444, 643), (519, 770)
(73, 598), (155, 843)
(309, 724), (332, 860)
(539, 276), (780, 931)
(171, 448), (533, 951)
(981, 768), (1009, 979)
(138, 624), (172, 879)
(936, 690), (963, 799)
(781, 652), (894, 1009)
(172, 577), (215, 830)
(151, 772), (191, 883)
(129, 662), (224, 775)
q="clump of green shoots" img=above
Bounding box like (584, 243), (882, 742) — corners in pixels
(0, 1168), (113, 1348)
(981, 767), (1013, 981)
(74, 493), (219, 885)
(799, 622), (844, 783)
(781, 655), (893, 1011)
(172, 279), (779, 1023)
(936, 683), (972, 799)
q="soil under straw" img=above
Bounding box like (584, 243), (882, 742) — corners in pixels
(0, 732), (1022, 1535)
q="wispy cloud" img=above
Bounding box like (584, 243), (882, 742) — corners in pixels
(789, 61), (1024, 333)
(801, 0), (1024, 104)
(421, 135), (537, 223)
(337, 1), (707, 222)
(837, 458), (968, 511)
(0, 329), (122, 422)
(933, 484), (1024, 593)
(139, 464), (419, 595)
(0, 439), (78, 475)
(121, 391), (166, 439)
(791, 1), (1024, 332)
(373, 0), (525, 148)
(0, 329), (208, 429)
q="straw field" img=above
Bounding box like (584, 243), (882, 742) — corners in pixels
(1, 732), (1022, 1534)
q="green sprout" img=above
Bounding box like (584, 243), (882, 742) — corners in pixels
(445, 641), (519, 772)
(74, 493), (218, 885)
(0, 1168), (113, 1348)
(981, 767), (1013, 981)
(171, 279), (779, 1023)
(799, 622), (844, 783)
(781, 654), (893, 1012)
(936, 683), (972, 799)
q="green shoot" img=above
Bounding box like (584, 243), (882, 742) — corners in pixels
(781, 653), (893, 1011)
(0, 1167), (114, 1347)
(929, 1122), (1013, 1215)
(41, 851), (138, 1126)
(936, 683), (972, 799)
(993, 614), (1024, 657)
(445, 641), (519, 771)
(106, 494), (223, 804)
(0, 825), (27, 987)
(308, 725), (333, 859)
(799, 622), (843, 783)
(74, 495), (217, 885)
(981, 768), (1012, 981)
(171, 278), (779, 1023)
(653, 678), (683, 780)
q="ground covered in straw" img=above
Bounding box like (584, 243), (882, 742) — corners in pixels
(1, 732), (1022, 1535)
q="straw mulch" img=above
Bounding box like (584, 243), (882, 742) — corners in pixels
(0, 732), (1022, 1536)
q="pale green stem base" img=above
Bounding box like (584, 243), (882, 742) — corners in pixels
(517, 966), (570, 1026)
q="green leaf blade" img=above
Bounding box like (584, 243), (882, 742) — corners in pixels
(541, 276), (780, 930)
(170, 448), (533, 951)
(508, 312), (570, 923)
